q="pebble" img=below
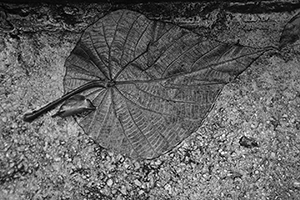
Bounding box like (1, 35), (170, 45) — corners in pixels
(270, 152), (276, 159)
(138, 190), (144, 195)
(293, 181), (300, 188)
(123, 162), (130, 169)
(11, 122), (17, 128)
(164, 184), (172, 194)
(107, 178), (113, 187)
(134, 162), (141, 170)
(134, 179), (141, 187)
(116, 195), (123, 200)
(2, 116), (7, 122)
(63, 6), (78, 15)
(120, 185), (127, 195)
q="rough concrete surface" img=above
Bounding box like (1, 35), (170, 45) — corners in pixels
(0, 2), (299, 200)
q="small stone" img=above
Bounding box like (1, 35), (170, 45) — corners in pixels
(124, 162), (130, 169)
(11, 122), (17, 128)
(134, 161), (141, 170)
(239, 136), (259, 148)
(148, 176), (155, 187)
(54, 157), (61, 162)
(2, 116), (7, 122)
(293, 181), (300, 188)
(134, 179), (141, 187)
(120, 185), (127, 195)
(270, 152), (276, 159)
(154, 160), (162, 166)
(107, 178), (113, 187)
(116, 195), (123, 200)
(164, 184), (172, 194)
(138, 190), (144, 195)
(63, 6), (78, 15)
(111, 189), (117, 194)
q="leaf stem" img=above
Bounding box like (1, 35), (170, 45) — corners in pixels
(23, 80), (106, 122)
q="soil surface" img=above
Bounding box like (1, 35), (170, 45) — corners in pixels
(0, 2), (299, 200)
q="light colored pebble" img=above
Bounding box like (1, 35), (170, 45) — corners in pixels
(134, 162), (140, 170)
(124, 162), (129, 169)
(134, 179), (141, 187)
(11, 122), (17, 128)
(293, 181), (300, 188)
(164, 184), (172, 194)
(116, 195), (123, 200)
(2, 116), (7, 122)
(138, 190), (144, 195)
(107, 178), (113, 187)
(120, 185), (127, 195)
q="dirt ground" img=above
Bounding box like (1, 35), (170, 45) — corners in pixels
(0, 2), (300, 200)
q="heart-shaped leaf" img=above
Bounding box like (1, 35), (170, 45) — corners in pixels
(60, 10), (266, 159)
(279, 12), (300, 49)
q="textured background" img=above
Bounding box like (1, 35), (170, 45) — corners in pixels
(0, 2), (300, 199)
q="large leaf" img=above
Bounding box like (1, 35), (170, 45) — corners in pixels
(279, 12), (300, 49)
(63, 9), (265, 159)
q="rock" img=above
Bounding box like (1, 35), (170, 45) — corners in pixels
(107, 178), (113, 187)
